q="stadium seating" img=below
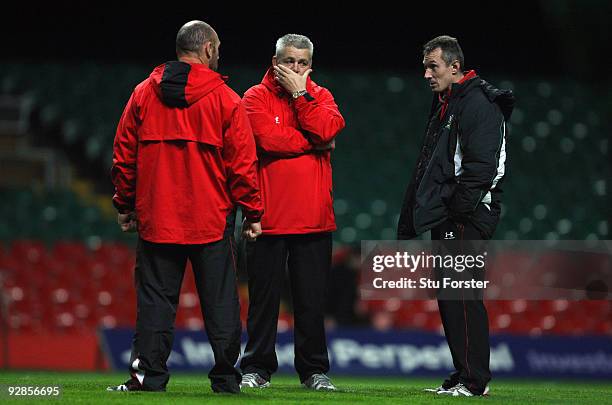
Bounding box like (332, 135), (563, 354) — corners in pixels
(0, 63), (609, 338)
(3, 236), (609, 335)
(1, 63), (608, 243)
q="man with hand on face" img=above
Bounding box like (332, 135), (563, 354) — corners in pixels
(239, 34), (345, 391)
(397, 35), (514, 397)
(109, 20), (263, 394)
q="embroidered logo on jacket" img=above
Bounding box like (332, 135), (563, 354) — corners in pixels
(274, 116), (280, 124)
(445, 114), (454, 130)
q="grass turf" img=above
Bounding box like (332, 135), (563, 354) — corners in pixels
(0, 372), (611, 404)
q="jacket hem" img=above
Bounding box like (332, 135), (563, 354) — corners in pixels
(261, 226), (336, 235)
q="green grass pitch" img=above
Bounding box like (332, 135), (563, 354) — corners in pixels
(0, 372), (611, 404)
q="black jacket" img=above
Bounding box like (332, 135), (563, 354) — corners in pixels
(397, 73), (515, 239)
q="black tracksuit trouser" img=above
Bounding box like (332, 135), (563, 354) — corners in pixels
(240, 232), (331, 382)
(129, 220), (242, 393)
(431, 218), (492, 395)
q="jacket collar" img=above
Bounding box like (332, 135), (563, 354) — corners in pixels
(439, 70), (478, 103)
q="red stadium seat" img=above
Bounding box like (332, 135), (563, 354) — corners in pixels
(9, 240), (49, 266)
(52, 241), (90, 261)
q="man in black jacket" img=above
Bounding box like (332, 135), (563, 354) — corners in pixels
(397, 35), (514, 396)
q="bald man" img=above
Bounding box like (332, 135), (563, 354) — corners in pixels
(108, 20), (262, 394)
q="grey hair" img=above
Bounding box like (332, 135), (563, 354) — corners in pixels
(423, 35), (465, 69)
(275, 34), (314, 59)
(176, 20), (216, 56)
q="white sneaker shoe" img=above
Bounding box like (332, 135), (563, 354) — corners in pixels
(423, 385), (444, 393)
(239, 373), (270, 388)
(437, 383), (490, 396)
(303, 374), (337, 391)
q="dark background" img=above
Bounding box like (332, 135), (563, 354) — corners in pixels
(1, 1), (609, 80)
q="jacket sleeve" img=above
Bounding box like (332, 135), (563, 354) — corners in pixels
(243, 87), (313, 157)
(111, 92), (139, 214)
(294, 87), (345, 145)
(223, 102), (264, 223)
(449, 98), (505, 219)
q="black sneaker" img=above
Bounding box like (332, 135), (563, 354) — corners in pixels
(106, 377), (144, 392)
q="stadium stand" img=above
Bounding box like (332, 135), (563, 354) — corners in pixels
(0, 63), (609, 353)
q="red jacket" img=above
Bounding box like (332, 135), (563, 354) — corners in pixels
(243, 68), (345, 235)
(112, 61), (263, 244)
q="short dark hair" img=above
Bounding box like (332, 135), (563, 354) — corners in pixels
(176, 20), (215, 56)
(423, 35), (464, 69)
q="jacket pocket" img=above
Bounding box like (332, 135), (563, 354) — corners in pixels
(440, 182), (457, 207)
(470, 203), (500, 239)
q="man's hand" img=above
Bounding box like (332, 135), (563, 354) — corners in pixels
(274, 65), (312, 94)
(117, 212), (137, 233)
(242, 219), (262, 242)
(313, 139), (335, 151)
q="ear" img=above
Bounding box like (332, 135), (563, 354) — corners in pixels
(451, 60), (461, 74)
(272, 55), (277, 66)
(204, 41), (214, 59)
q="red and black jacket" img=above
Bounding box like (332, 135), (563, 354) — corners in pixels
(398, 72), (515, 239)
(112, 61), (263, 244)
